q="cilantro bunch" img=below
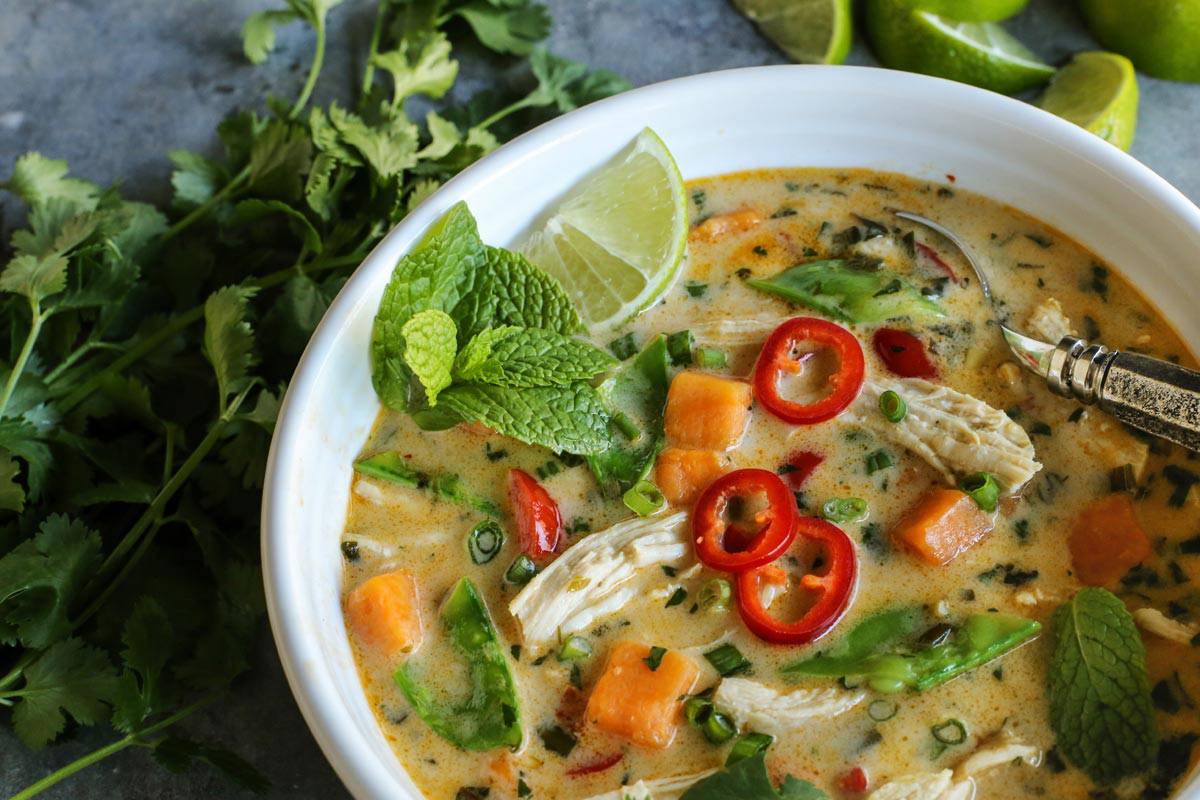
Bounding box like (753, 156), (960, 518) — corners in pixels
(0, 1), (627, 796)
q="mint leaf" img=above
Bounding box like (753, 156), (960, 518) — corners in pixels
(439, 383), (611, 455)
(454, 326), (614, 387)
(1048, 587), (1159, 784)
(402, 309), (457, 405)
(10, 637), (118, 748)
(679, 753), (828, 800)
(587, 335), (669, 492)
(452, 245), (582, 342)
(371, 33), (459, 107)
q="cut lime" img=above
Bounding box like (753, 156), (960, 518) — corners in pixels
(908, 0), (1029, 23)
(1039, 51), (1138, 151)
(1079, 0), (1200, 83)
(866, 0), (1055, 95)
(732, 0), (853, 65)
(521, 128), (687, 330)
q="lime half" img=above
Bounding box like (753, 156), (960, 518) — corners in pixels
(732, 0), (853, 65)
(866, 0), (1055, 95)
(1040, 51), (1138, 151)
(521, 128), (687, 330)
(1079, 0), (1200, 83)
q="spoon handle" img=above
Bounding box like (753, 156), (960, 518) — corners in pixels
(1047, 337), (1200, 452)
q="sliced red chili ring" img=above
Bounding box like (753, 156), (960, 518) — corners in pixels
(753, 317), (865, 425)
(566, 752), (623, 777)
(735, 516), (857, 645)
(872, 327), (937, 379)
(692, 469), (797, 572)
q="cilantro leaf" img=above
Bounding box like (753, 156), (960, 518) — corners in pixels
(1048, 587), (1159, 784)
(417, 111), (462, 160)
(453, 1), (551, 56)
(679, 753), (828, 800)
(0, 253), (69, 303)
(245, 119), (312, 201)
(202, 285), (260, 409)
(241, 9), (299, 64)
(168, 150), (226, 209)
(451, 245), (582, 342)
(228, 198), (322, 253)
(323, 104), (420, 180)
(402, 309), (458, 405)
(9, 637), (118, 749)
(153, 736), (270, 794)
(4, 153), (98, 212)
(111, 597), (173, 733)
(0, 451), (25, 512)
(371, 33), (459, 107)
(0, 418), (53, 502)
(439, 382), (612, 455)
(453, 326), (614, 387)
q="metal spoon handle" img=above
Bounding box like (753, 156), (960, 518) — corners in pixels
(1047, 336), (1200, 452)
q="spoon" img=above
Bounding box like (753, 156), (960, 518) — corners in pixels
(894, 210), (1200, 454)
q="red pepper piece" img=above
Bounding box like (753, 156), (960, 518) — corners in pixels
(838, 766), (869, 794)
(915, 241), (958, 283)
(508, 468), (562, 561)
(783, 451), (825, 489)
(692, 469), (797, 572)
(735, 516), (857, 645)
(754, 317), (865, 425)
(567, 752), (624, 777)
(873, 328), (937, 379)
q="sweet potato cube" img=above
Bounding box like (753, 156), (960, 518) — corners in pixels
(585, 640), (700, 749)
(655, 448), (724, 506)
(1069, 493), (1151, 586)
(664, 371), (752, 451)
(892, 488), (995, 566)
(689, 209), (763, 244)
(345, 570), (423, 658)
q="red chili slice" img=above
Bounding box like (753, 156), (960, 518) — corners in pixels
(915, 241), (958, 283)
(735, 516), (857, 645)
(783, 451), (825, 489)
(838, 766), (869, 794)
(753, 317), (866, 425)
(692, 469), (797, 572)
(567, 752), (623, 777)
(873, 327), (937, 379)
(508, 469), (562, 561)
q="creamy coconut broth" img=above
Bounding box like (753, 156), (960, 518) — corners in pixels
(340, 168), (1200, 799)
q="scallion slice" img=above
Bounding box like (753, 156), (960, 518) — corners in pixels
(821, 497), (868, 523)
(879, 390), (907, 422)
(623, 479), (665, 517)
(959, 472), (1000, 512)
(667, 330), (695, 366)
(697, 578), (732, 613)
(703, 643), (751, 677)
(931, 718), (967, 745)
(558, 635), (592, 662)
(865, 449), (894, 475)
(467, 520), (504, 564)
(684, 695), (713, 727)
(702, 710), (737, 744)
(505, 555), (537, 586)
(867, 698), (897, 722)
(726, 732), (773, 766)
(696, 347), (728, 369)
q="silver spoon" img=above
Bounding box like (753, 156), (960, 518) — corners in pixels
(894, 210), (1200, 454)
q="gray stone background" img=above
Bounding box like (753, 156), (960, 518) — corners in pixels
(1, 0), (1197, 797)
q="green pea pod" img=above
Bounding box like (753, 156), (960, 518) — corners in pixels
(747, 259), (944, 324)
(395, 578), (522, 750)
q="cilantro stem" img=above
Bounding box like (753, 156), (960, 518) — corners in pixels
(42, 340), (123, 385)
(289, 14), (326, 119)
(9, 695), (218, 800)
(0, 300), (46, 418)
(359, 0), (389, 104)
(159, 165), (251, 244)
(477, 97), (537, 132)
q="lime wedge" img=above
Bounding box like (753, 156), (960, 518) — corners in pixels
(907, 0), (1029, 22)
(1039, 51), (1138, 151)
(732, 0), (853, 65)
(866, 0), (1055, 94)
(1079, 0), (1200, 83)
(521, 128), (687, 330)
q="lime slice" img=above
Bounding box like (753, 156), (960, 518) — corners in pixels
(908, 0), (1029, 23)
(1039, 51), (1138, 151)
(866, 0), (1055, 95)
(732, 0), (853, 65)
(521, 128), (687, 330)
(1079, 0), (1200, 83)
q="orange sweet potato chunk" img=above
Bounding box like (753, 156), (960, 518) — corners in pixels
(1069, 493), (1152, 586)
(663, 371), (752, 451)
(345, 570), (423, 658)
(689, 209), (763, 244)
(655, 448), (724, 506)
(892, 488), (995, 566)
(585, 640), (700, 749)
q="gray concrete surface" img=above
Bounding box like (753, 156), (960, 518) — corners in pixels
(1, 1), (1198, 797)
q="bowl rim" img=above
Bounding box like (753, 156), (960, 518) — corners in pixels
(262, 63), (1200, 799)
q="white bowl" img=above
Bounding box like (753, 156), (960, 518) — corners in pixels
(262, 65), (1200, 799)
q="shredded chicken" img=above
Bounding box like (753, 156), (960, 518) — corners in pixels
(954, 733), (1041, 779)
(1134, 607), (1199, 645)
(713, 678), (866, 737)
(509, 512), (690, 652)
(847, 377), (1041, 492)
(869, 730), (1041, 799)
(584, 770), (719, 800)
(691, 316), (788, 347)
(1025, 297), (1075, 343)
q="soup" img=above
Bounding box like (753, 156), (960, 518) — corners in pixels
(340, 167), (1200, 799)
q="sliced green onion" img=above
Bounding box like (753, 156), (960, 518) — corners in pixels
(959, 472), (1000, 513)
(696, 347), (728, 369)
(505, 555), (537, 586)
(697, 578), (732, 613)
(703, 644), (751, 677)
(879, 390), (907, 422)
(821, 497), (868, 523)
(467, 520), (504, 564)
(867, 699), (897, 722)
(667, 330), (695, 366)
(684, 695), (714, 727)
(623, 479), (665, 517)
(612, 411), (640, 440)
(609, 332), (639, 360)
(865, 449), (894, 475)
(1110, 463), (1137, 493)
(644, 645), (667, 671)
(931, 718), (967, 745)
(558, 635), (592, 662)
(702, 709), (737, 744)
(726, 732), (774, 766)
